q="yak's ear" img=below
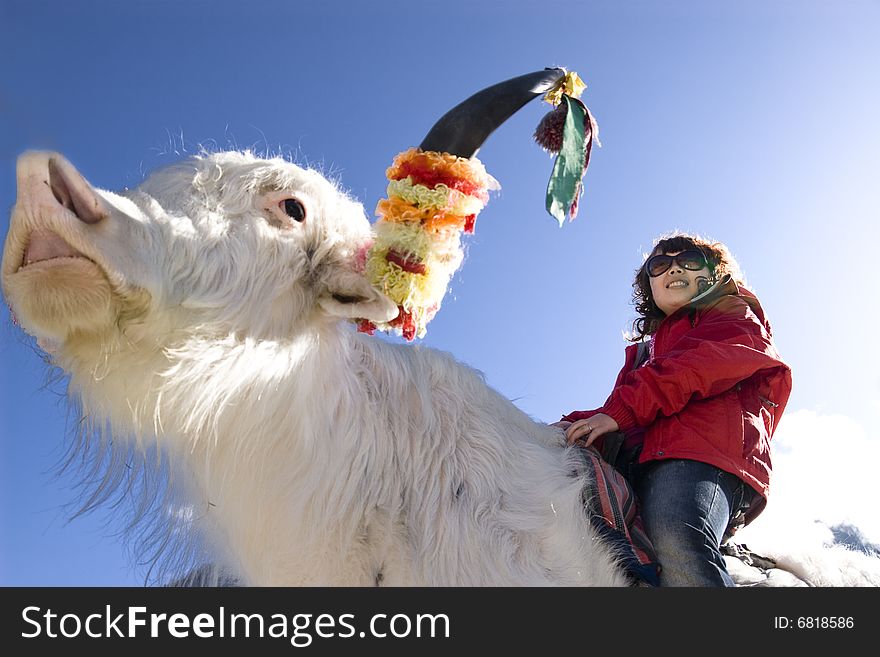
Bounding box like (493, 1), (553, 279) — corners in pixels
(317, 269), (399, 323)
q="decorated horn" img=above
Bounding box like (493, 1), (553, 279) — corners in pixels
(419, 68), (567, 158)
(361, 67), (596, 341)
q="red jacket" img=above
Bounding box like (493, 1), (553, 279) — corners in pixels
(562, 276), (792, 523)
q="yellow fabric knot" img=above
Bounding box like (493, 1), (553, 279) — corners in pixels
(543, 70), (587, 106)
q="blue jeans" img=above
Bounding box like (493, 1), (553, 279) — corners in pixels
(634, 459), (753, 587)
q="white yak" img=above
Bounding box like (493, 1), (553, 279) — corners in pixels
(5, 149), (879, 587)
(4, 148), (634, 586)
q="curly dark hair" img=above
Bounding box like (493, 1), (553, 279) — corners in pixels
(629, 233), (745, 341)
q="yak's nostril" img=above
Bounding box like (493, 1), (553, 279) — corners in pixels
(48, 169), (73, 211)
(47, 157), (107, 224)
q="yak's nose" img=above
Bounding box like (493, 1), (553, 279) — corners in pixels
(9, 152), (108, 271)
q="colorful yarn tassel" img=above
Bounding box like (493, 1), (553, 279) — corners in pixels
(359, 148), (497, 340)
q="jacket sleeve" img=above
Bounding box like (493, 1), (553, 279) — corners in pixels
(599, 296), (789, 432)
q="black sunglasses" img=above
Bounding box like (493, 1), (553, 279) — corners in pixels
(644, 250), (708, 277)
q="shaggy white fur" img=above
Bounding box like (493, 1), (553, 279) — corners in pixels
(3, 150), (878, 586)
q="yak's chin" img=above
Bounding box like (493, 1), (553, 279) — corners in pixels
(5, 258), (116, 339)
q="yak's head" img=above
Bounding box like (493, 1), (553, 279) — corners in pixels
(2, 151), (398, 353)
(2, 69), (569, 356)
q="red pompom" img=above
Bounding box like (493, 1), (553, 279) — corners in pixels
(534, 99), (594, 155)
(533, 104), (568, 154)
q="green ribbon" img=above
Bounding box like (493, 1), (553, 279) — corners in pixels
(545, 95), (587, 227)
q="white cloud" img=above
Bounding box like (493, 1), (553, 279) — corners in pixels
(736, 408), (880, 552)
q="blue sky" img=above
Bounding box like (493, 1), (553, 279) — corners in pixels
(1, 0), (878, 585)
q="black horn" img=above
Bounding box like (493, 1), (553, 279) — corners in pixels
(419, 68), (567, 158)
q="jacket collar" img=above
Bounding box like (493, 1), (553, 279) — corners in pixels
(655, 273), (770, 336)
(687, 273), (739, 309)
(658, 274), (741, 327)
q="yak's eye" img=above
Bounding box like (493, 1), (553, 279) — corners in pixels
(281, 198), (306, 223)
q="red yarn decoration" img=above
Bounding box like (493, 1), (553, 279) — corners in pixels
(386, 249), (427, 275)
(356, 319), (376, 335)
(390, 161), (489, 202)
(388, 306), (417, 341)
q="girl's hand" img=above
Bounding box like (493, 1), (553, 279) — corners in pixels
(564, 413), (619, 447)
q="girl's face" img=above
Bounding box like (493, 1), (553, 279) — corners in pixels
(648, 250), (712, 316)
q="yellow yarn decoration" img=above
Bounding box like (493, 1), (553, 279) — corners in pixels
(365, 221), (462, 325)
(386, 178), (485, 216)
